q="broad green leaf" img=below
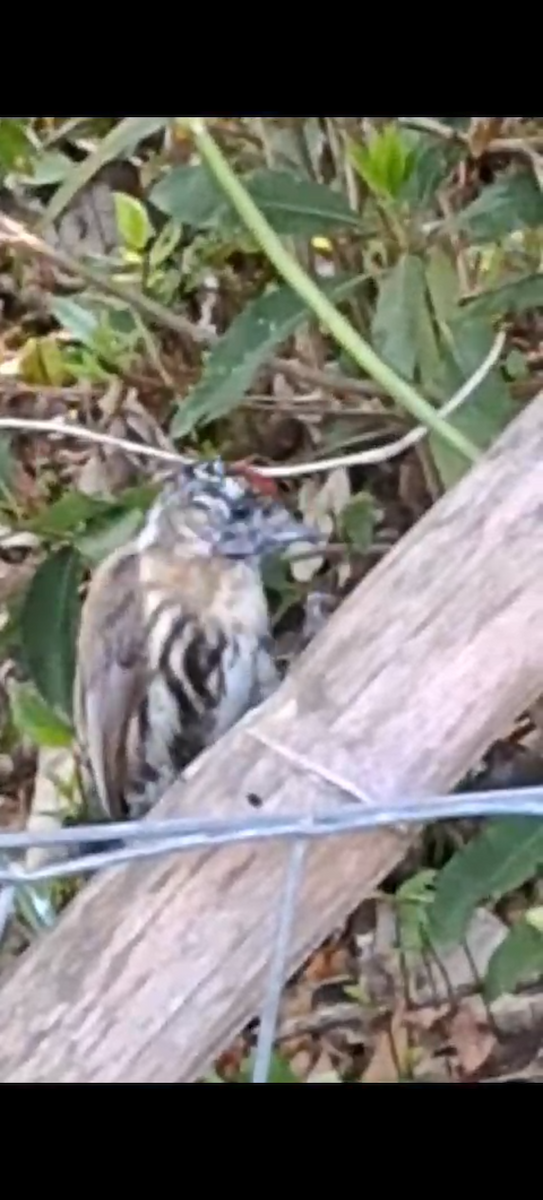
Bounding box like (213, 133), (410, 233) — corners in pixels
(456, 172), (543, 242)
(75, 506), (144, 565)
(371, 254), (427, 381)
(150, 164), (226, 228)
(414, 286), (442, 386)
(171, 272), (365, 435)
(26, 150), (74, 187)
(39, 117), (169, 229)
(485, 920), (543, 1001)
(8, 680), (73, 747)
(428, 317), (515, 487)
(425, 247), (459, 328)
(428, 817), (543, 950)
(401, 141), (462, 209)
(19, 547), (83, 719)
(152, 165), (362, 236)
(245, 168), (362, 235)
(49, 297), (99, 348)
(114, 192), (154, 252)
(464, 273), (543, 319)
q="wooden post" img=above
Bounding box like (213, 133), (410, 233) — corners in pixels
(1, 397), (543, 1082)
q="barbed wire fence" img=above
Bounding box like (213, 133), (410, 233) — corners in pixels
(1, 783), (542, 1081)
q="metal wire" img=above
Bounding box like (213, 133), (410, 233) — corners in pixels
(252, 840), (307, 1083)
(3, 781), (543, 1082)
(2, 786), (543, 885)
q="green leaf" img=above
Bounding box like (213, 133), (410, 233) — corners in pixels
(340, 492), (377, 550)
(485, 920), (543, 1001)
(0, 436), (16, 491)
(39, 117), (169, 229)
(8, 680), (73, 747)
(150, 164), (226, 228)
(395, 868), (437, 958)
(75, 506), (144, 565)
(26, 150), (74, 187)
(371, 254), (427, 381)
(25, 484), (156, 541)
(114, 192), (154, 252)
(19, 547), (83, 719)
(456, 172), (543, 242)
(25, 490), (110, 536)
(525, 905), (543, 933)
(425, 247), (459, 328)
(149, 219), (182, 268)
(172, 272), (365, 434)
(504, 348), (528, 380)
(401, 141), (463, 209)
(49, 297), (99, 348)
(428, 817), (543, 950)
(348, 126), (414, 199)
(0, 118), (33, 173)
(151, 165), (362, 236)
(245, 168), (363, 235)
(237, 1051), (300, 1083)
(464, 274), (543, 319)
(428, 317), (515, 487)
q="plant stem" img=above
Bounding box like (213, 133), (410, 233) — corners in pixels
(182, 118), (481, 465)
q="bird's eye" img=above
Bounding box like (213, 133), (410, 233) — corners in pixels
(233, 501), (252, 521)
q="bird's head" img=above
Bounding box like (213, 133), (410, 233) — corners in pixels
(138, 458), (320, 561)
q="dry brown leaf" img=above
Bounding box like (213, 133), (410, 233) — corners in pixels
(448, 1000), (496, 1076)
(467, 118), (504, 158)
(406, 1002), (450, 1032)
(361, 1007), (409, 1082)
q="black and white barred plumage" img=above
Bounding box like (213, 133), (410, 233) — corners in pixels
(74, 459), (317, 820)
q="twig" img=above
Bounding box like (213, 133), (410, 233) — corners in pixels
(398, 117), (543, 158)
(0, 417), (184, 466)
(0, 331), (504, 480)
(397, 117), (467, 145)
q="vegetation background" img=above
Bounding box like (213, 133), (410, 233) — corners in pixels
(0, 116), (542, 1081)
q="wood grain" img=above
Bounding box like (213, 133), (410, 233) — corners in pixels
(2, 396), (543, 1082)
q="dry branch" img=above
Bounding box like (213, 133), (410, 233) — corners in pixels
(2, 396), (543, 1082)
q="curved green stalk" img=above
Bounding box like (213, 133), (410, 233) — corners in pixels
(180, 118), (480, 465)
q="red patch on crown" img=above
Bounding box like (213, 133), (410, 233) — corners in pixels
(230, 461), (279, 499)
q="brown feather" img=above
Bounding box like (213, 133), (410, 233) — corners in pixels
(74, 549), (148, 819)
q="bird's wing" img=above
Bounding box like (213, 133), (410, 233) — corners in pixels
(74, 548), (148, 820)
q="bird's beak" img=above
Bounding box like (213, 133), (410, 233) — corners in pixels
(267, 522), (320, 549)
(262, 512), (322, 555)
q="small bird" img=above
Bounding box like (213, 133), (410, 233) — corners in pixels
(74, 458), (317, 822)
